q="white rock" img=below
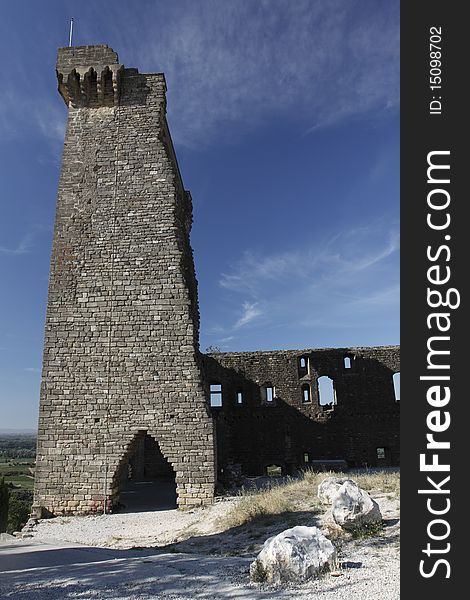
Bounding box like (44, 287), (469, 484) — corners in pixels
(317, 477), (356, 504)
(332, 480), (382, 530)
(249, 525), (336, 583)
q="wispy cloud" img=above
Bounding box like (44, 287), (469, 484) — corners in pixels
(220, 226), (399, 295)
(234, 301), (263, 329)
(115, 0), (399, 146)
(219, 336), (235, 343)
(0, 233), (35, 256)
(24, 367), (41, 374)
(213, 220), (399, 342)
(0, 85), (66, 144)
(34, 103), (67, 142)
(1, 2), (398, 148)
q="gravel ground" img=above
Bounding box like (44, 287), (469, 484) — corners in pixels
(28, 499), (232, 549)
(1, 541), (399, 600)
(1, 488), (400, 599)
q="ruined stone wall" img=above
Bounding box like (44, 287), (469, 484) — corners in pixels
(202, 346), (400, 476)
(34, 45), (215, 515)
(35, 44), (400, 517)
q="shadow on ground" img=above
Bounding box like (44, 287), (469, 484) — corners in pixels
(0, 505), (399, 599)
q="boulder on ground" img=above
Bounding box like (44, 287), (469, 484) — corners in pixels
(317, 477), (356, 504)
(249, 525), (336, 583)
(332, 480), (382, 531)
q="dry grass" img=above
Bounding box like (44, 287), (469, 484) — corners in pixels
(219, 479), (300, 529)
(301, 468), (400, 495)
(322, 520), (350, 543)
(350, 471), (400, 495)
(220, 470), (400, 530)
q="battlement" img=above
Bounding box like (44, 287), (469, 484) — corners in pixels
(56, 45), (124, 108)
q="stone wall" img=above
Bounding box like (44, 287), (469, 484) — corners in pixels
(202, 346), (400, 476)
(34, 44), (400, 517)
(34, 45), (215, 516)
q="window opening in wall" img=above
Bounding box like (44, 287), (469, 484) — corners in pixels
(266, 464), (282, 476)
(261, 383), (275, 403)
(261, 383), (276, 403)
(210, 383), (222, 407)
(236, 389), (243, 404)
(298, 355), (309, 377)
(377, 447), (386, 460)
(301, 384), (311, 403)
(344, 356), (352, 369)
(317, 376), (336, 407)
(393, 372), (400, 401)
(303, 452), (310, 463)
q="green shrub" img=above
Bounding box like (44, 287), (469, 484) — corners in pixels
(0, 477), (9, 533)
(7, 494), (30, 534)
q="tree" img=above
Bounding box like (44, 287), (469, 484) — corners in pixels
(7, 495), (30, 534)
(0, 477), (9, 533)
(205, 345), (221, 353)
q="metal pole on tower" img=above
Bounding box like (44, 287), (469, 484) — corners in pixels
(69, 18), (74, 47)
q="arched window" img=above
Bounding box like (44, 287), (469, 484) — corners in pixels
(210, 383), (222, 407)
(236, 389), (243, 404)
(301, 383), (311, 403)
(344, 356), (352, 369)
(317, 376), (336, 407)
(298, 356), (308, 377)
(393, 372), (400, 401)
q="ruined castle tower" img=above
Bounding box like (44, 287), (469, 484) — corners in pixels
(34, 45), (215, 515)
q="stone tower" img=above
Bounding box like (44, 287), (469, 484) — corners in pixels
(34, 45), (215, 515)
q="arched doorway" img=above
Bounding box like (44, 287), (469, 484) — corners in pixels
(113, 431), (177, 512)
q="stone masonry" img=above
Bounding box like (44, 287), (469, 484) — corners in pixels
(34, 45), (399, 517)
(203, 346), (400, 478)
(34, 45), (215, 516)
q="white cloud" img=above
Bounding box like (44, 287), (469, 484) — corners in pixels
(234, 301), (263, 329)
(34, 103), (67, 142)
(220, 250), (303, 294)
(220, 225), (399, 296)
(2, 2), (398, 147)
(0, 85), (66, 145)
(0, 233), (35, 256)
(215, 220), (399, 338)
(115, 0), (399, 146)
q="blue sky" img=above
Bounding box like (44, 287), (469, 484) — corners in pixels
(0, 0), (399, 430)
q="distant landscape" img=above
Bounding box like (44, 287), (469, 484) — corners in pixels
(0, 429), (37, 436)
(0, 432), (36, 533)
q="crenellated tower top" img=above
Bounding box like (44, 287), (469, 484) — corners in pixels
(56, 45), (124, 108)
